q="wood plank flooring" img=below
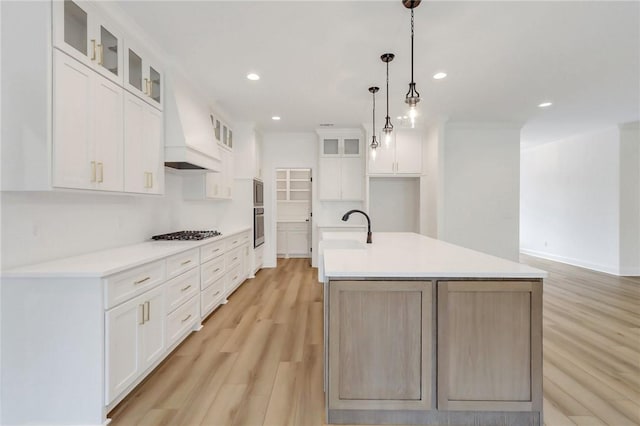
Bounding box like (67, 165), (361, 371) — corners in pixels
(108, 257), (640, 426)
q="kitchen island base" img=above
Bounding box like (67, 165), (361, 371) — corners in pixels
(325, 278), (542, 426)
(328, 409), (541, 426)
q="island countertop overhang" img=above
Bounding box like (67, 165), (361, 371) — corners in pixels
(323, 232), (547, 280)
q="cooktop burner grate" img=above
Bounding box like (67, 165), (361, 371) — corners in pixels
(151, 230), (222, 241)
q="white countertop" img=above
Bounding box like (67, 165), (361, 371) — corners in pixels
(2, 227), (251, 279)
(323, 232), (547, 279)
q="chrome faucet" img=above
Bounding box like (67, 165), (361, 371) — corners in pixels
(341, 209), (372, 244)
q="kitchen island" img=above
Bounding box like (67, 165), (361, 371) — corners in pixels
(322, 232), (547, 426)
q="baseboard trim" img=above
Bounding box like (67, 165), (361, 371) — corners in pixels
(519, 248), (622, 276)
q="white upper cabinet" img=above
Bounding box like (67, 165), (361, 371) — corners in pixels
(124, 40), (163, 110)
(53, 0), (124, 85)
(124, 92), (164, 194)
(368, 128), (423, 175)
(53, 50), (123, 192)
(317, 129), (364, 201)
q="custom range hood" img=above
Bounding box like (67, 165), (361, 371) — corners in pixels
(164, 76), (221, 171)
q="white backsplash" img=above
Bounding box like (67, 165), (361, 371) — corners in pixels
(0, 173), (251, 270)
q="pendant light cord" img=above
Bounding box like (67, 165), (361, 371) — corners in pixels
(410, 8), (414, 85)
(386, 61), (390, 119)
(372, 91), (376, 131)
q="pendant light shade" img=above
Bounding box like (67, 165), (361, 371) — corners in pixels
(403, 0), (421, 128)
(369, 86), (380, 151)
(381, 53), (395, 146)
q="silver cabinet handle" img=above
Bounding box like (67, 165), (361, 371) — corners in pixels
(180, 284), (192, 292)
(214, 291), (220, 296)
(134, 276), (151, 285)
(145, 301), (150, 322)
(181, 260), (192, 266)
(139, 304), (145, 325)
(214, 268), (221, 272)
(181, 314), (192, 323)
(233, 257), (238, 261)
(233, 275), (238, 281)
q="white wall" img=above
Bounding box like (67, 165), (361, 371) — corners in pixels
(0, 172), (253, 270)
(619, 122), (640, 275)
(520, 127), (622, 274)
(421, 123), (443, 238)
(370, 177), (420, 232)
(441, 123), (522, 261)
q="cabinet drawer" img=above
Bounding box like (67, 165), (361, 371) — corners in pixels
(226, 264), (243, 293)
(225, 234), (244, 251)
(166, 267), (200, 314)
(201, 276), (225, 318)
(166, 248), (199, 279)
(166, 295), (199, 348)
(201, 256), (225, 290)
(200, 240), (226, 263)
(240, 232), (250, 245)
(105, 260), (165, 309)
(225, 247), (243, 269)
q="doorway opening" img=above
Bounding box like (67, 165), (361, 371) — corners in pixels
(275, 168), (312, 261)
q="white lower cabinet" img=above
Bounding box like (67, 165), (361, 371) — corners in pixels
(2, 228), (254, 425)
(277, 222), (310, 257)
(166, 295), (199, 348)
(106, 284), (165, 404)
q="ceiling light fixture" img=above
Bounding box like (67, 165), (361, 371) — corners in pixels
(433, 72), (447, 80)
(538, 102), (553, 108)
(247, 73), (260, 81)
(272, 116), (281, 120)
(403, 0), (422, 128)
(369, 86), (380, 154)
(381, 53), (395, 147)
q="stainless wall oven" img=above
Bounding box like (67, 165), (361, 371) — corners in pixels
(253, 179), (264, 207)
(254, 207), (264, 248)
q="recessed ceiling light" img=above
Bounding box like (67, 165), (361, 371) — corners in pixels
(538, 102), (553, 108)
(433, 72), (447, 80)
(403, 115), (408, 119)
(247, 73), (260, 81)
(272, 116), (281, 121)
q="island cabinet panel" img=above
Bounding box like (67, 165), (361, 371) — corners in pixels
(328, 280), (433, 411)
(437, 281), (543, 412)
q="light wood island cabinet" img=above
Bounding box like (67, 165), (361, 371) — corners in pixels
(323, 232), (546, 426)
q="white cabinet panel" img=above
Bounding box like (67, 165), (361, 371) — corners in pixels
(277, 229), (287, 255)
(319, 157), (342, 200)
(368, 138), (396, 174)
(396, 129), (422, 174)
(53, 50), (124, 192)
(317, 130), (364, 201)
(288, 231), (309, 256)
(368, 129), (422, 175)
(105, 284), (165, 405)
(105, 294), (141, 403)
(340, 157), (364, 200)
(124, 92), (163, 194)
(138, 286), (165, 372)
(53, 51), (93, 190)
(93, 74), (123, 191)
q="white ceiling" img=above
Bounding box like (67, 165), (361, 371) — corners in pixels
(117, 1), (640, 145)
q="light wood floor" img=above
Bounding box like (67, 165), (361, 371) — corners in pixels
(108, 257), (640, 426)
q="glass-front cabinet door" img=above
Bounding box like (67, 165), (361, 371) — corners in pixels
(343, 138), (361, 157)
(53, 1), (123, 84)
(124, 40), (163, 110)
(322, 138), (340, 156)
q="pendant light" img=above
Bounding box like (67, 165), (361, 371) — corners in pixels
(403, 0), (421, 128)
(381, 53), (395, 146)
(369, 86), (380, 155)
